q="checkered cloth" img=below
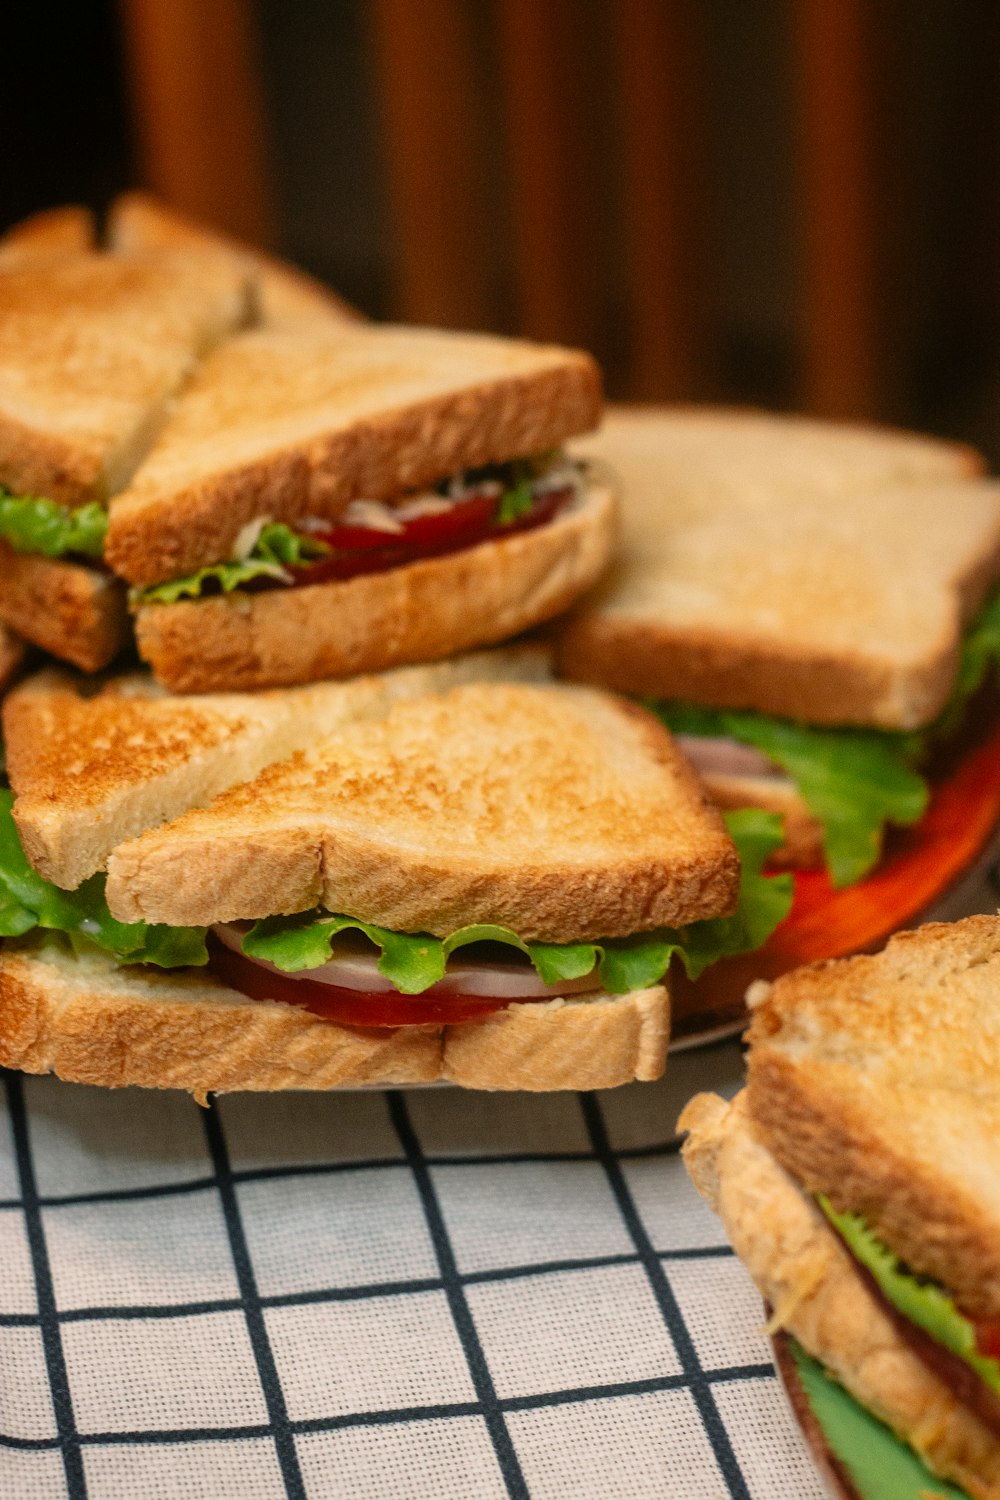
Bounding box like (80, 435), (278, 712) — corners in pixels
(0, 1040), (830, 1500)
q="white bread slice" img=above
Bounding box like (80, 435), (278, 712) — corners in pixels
(108, 191), (363, 327)
(680, 1092), (1000, 1499)
(4, 645), (551, 890)
(0, 249), (253, 505)
(0, 939), (668, 1094)
(0, 206), (96, 261)
(104, 681), (739, 939)
(745, 914), (1000, 1322)
(556, 406), (997, 729)
(133, 480), (615, 692)
(103, 322), (603, 586)
(0, 545), (129, 671)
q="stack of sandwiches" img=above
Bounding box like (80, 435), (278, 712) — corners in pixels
(681, 915), (1000, 1498)
(1, 201), (998, 1071)
(0, 198), (799, 1095)
(4, 194), (1000, 1491)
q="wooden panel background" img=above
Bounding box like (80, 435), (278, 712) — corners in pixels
(113, 0), (995, 425)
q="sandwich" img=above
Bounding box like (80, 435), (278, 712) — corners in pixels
(556, 405), (1000, 888)
(0, 205), (96, 263)
(0, 648), (791, 1095)
(104, 321), (614, 691)
(107, 191), (364, 326)
(680, 914), (1000, 1500)
(0, 245), (253, 669)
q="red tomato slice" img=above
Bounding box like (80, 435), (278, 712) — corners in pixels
(290, 488), (569, 587)
(208, 939), (513, 1028)
(975, 1322), (1000, 1361)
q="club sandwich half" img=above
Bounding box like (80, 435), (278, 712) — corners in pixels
(556, 406), (1000, 887)
(681, 914), (1000, 1500)
(104, 319), (612, 691)
(0, 239), (253, 669)
(0, 647), (789, 1095)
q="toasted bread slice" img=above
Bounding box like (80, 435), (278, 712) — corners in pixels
(556, 406), (997, 729)
(0, 545), (129, 671)
(0, 622), (24, 692)
(0, 939), (669, 1094)
(680, 1092), (1000, 1499)
(0, 205), (96, 261)
(108, 191), (363, 326)
(4, 645), (551, 890)
(104, 681), (738, 939)
(103, 322), (603, 586)
(133, 480), (615, 692)
(745, 914), (1000, 1321)
(0, 249), (252, 505)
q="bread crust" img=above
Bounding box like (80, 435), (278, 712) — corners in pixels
(558, 613), (964, 732)
(680, 1092), (1000, 1499)
(0, 942), (669, 1094)
(0, 205), (96, 257)
(4, 647), (553, 890)
(0, 545), (129, 670)
(0, 251), (253, 504)
(745, 915), (1000, 1320)
(134, 482), (616, 692)
(104, 325), (604, 585)
(557, 406), (1000, 730)
(103, 681), (740, 940)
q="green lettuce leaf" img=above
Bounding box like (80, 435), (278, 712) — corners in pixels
(650, 586), (1000, 890)
(790, 1339), (969, 1500)
(935, 587), (1000, 738)
(652, 701), (927, 888)
(243, 809), (793, 994)
(819, 1197), (1000, 1400)
(0, 489), (107, 559)
(135, 522), (330, 605)
(0, 789), (208, 966)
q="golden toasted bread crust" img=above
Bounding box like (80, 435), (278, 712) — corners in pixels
(108, 191), (363, 326)
(103, 680), (739, 940)
(0, 250), (253, 504)
(134, 483), (615, 692)
(0, 206), (96, 258)
(557, 406), (1000, 729)
(680, 1092), (1000, 1499)
(104, 324), (604, 585)
(0, 546), (129, 670)
(0, 943), (668, 1094)
(557, 616), (970, 731)
(746, 915), (1000, 1320)
(4, 647), (552, 889)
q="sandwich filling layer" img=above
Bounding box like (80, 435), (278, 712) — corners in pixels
(0, 453), (583, 600)
(650, 586), (1000, 887)
(0, 488), (107, 561)
(0, 791), (792, 1028)
(820, 1198), (1000, 1437)
(130, 453), (583, 605)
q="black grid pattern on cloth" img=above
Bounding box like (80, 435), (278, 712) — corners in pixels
(0, 1059), (824, 1500)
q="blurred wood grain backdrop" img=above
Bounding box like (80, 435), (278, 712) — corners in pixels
(5, 0), (1000, 455)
